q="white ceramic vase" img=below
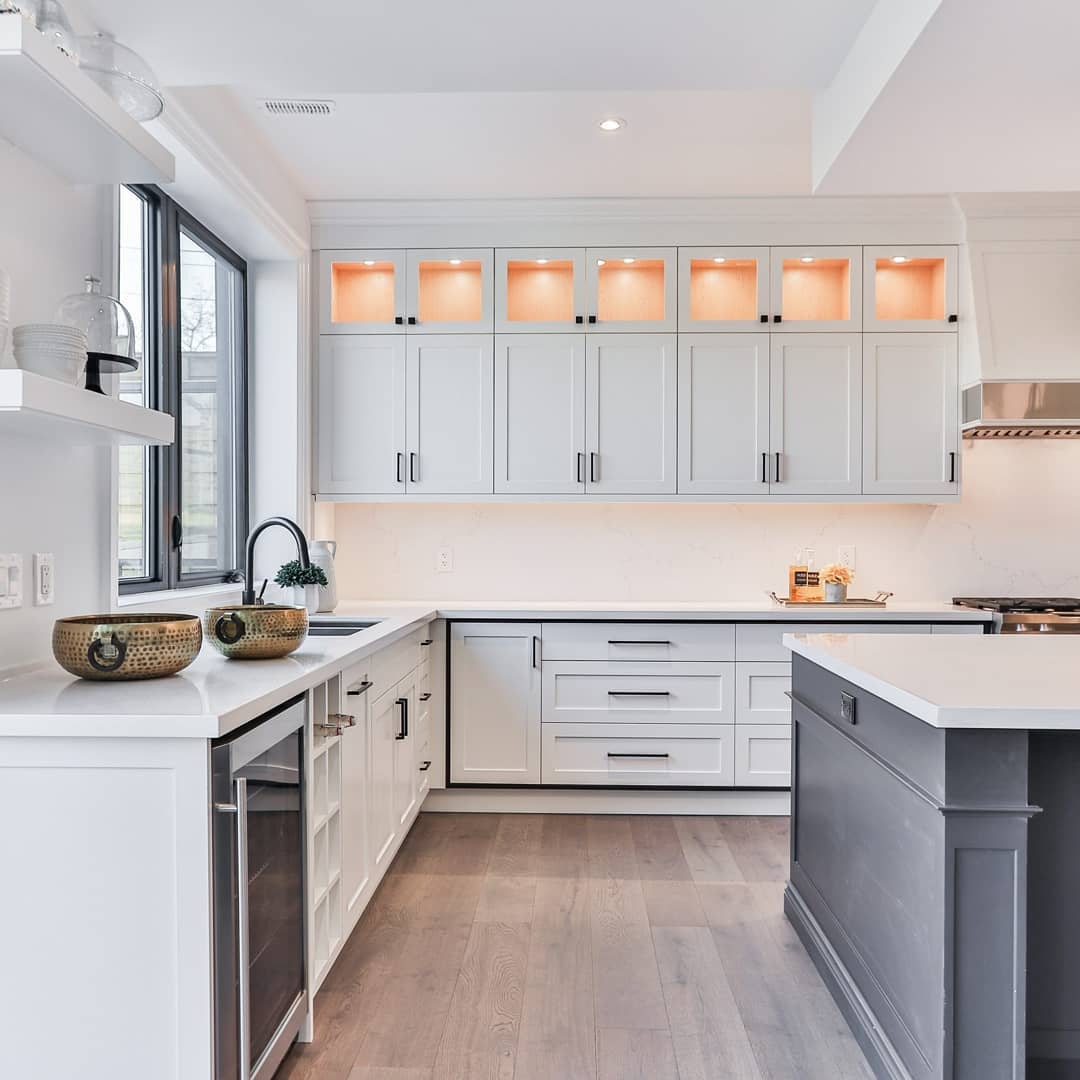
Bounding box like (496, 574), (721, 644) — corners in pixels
(309, 540), (339, 613)
(288, 584), (320, 614)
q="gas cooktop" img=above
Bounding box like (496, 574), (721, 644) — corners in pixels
(953, 598), (1080, 613)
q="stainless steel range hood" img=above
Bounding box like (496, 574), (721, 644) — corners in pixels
(962, 381), (1080, 438)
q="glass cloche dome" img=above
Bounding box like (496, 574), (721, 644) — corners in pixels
(56, 275), (138, 394)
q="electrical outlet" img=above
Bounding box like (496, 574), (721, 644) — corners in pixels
(33, 553), (54, 606)
(838, 545), (856, 570)
(0, 554), (23, 609)
(436, 547), (454, 574)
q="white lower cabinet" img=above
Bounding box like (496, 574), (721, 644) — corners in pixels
(393, 675), (418, 827)
(541, 723), (735, 786)
(368, 684), (400, 875)
(450, 622), (541, 784)
(339, 666), (373, 930)
(734, 725), (792, 787)
(735, 662), (792, 724)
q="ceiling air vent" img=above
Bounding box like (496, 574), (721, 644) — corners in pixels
(260, 99), (336, 118)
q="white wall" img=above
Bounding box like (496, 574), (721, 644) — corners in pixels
(331, 439), (1080, 601)
(0, 140), (109, 669)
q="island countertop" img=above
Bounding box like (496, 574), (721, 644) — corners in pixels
(784, 631), (1080, 729)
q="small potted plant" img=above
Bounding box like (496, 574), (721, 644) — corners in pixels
(274, 560), (328, 614)
(821, 563), (854, 603)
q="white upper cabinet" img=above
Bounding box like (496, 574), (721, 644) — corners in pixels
(770, 247), (862, 332)
(405, 249), (494, 333)
(678, 334), (770, 495)
(495, 334), (586, 494)
(863, 333), (959, 496)
(863, 246), (958, 332)
(406, 335), (494, 494)
(450, 623), (542, 785)
(319, 250), (406, 335)
(678, 248), (770, 331)
(586, 334), (677, 494)
(495, 249), (587, 332)
(585, 248), (677, 332)
(770, 334), (862, 495)
(317, 335), (406, 496)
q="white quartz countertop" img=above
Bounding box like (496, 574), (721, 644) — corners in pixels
(784, 633), (1080, 729)
(0, 599), (988, 740)
(0, 605), (438, 739)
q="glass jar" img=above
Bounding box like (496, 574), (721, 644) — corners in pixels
(56, 275), (138, 394)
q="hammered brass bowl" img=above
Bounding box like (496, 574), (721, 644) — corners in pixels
(53, 614), (203, 681)
(204, 604), (308, 660)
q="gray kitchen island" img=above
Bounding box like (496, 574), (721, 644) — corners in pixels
(783, 632), (1080, 1080)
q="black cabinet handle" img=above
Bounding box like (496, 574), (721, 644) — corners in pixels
(948, 314), (958, 323)
(395, 696), (408, 739)
(419, 692), (432, 701)
(759, 314), (769, 324)
(608, 639), (671, 645)
(419, 760), (432, 772)
(347, 680), (373, 697)
(775, 451), (782, 483)
(948, 451), (957, 483)
(575, 315), (584, 324)
(761, 451), (768, 484)
(171, 514), (183, 550)
(532, 635), (540, 669)
(608, 752), (670, 759)
(608, 690), (671, 697)
(773, 314), (782, 323)
(576, 451), (585, 483)
(407, 316), (417, 325)
(395, 316), (404, 325)
(396, 452), (404, 483)
(409, 452), (418, 483)
(588, 315), (597, 324)
(420, 638), (433, 647)
(590, 452), (599, 483)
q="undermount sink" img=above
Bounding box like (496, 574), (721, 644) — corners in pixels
(307, 619), (382, 637)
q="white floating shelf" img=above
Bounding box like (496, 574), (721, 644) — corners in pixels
(0, 370), (174, 445)
(0, 14), (174, 184)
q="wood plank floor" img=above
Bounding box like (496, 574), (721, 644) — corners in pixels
(278, 813), (872, 1080)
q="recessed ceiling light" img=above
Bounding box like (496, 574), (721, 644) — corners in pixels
(713, 257), (727, 264)
(363, 260), (375, 266)
(800, 256), (815, 264)
(890, 255), (909, 263)
(597, 259), (606, 266)
(535, 258), (549, 265)
(598, 117), (626, 132)
(622, 257), (636, 264)
(449, 258), (462, 266)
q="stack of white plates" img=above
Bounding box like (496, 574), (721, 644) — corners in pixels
(13, 323), (88, 384)
(0, 270), (9, 361)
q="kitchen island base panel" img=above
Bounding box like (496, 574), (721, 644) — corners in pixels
(788, 655), (1080, 1080)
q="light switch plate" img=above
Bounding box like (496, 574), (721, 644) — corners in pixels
(838, 545), (856, 570)
(840, 691), (857, 725)
(0, 554), (23, 609)
(33, 553), (54, 606)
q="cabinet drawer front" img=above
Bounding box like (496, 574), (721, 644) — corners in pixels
(543, 662), (734, 725)
(735, 622), (926, 662)
(736, 662), (792, 724)
(541, 723), (735, 787)
(541, 622), (734, 661)
(735, 725), (792, 788)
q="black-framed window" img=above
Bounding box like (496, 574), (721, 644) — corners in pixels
(117, 185), (248, 593)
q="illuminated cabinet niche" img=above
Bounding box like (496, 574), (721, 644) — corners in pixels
(863, 246), (958, 331)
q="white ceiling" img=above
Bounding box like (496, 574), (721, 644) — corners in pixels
(77, 0), (1080, 202)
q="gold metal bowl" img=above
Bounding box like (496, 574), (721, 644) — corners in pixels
(203, 604), (308, 660)
(53, 614), (203, 681)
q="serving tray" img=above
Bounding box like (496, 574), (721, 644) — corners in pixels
(768, 590), (894, 608)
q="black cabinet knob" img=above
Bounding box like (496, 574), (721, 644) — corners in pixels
(948, 314), (958, 323)
(588, 315), (597, 324)
(407, 316), (417, 325)
(759, 314), (768, 323)
(773, 314), (782, 323)
(394, 315), (404, 325)
(575, 315), (584, 324)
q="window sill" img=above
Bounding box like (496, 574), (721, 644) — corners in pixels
(118, 582), (243, 613)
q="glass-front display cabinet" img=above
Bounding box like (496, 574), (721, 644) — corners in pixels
(319, 250), (406, 334)
(678, 248), (770, 331)
(495, 249), (587, 332)
(863, 246), (958, 331)
(584, 248), (677, 332)
(405, 249), (494, 333)
(769, 247), (862, 331)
